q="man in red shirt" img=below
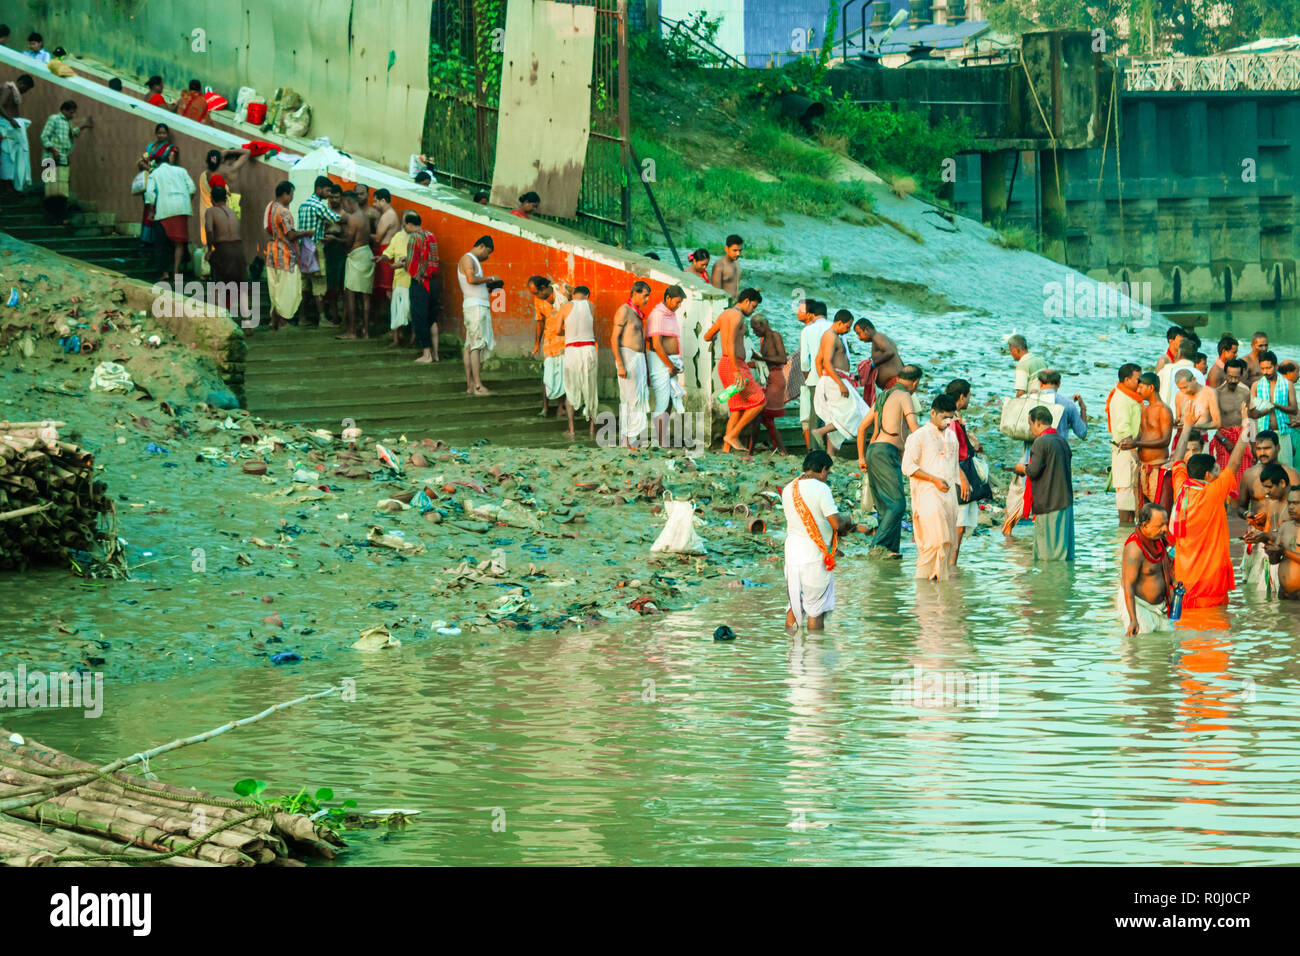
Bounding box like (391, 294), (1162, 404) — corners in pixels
(406, 215), (440, 364)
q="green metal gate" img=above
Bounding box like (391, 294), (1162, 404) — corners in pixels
(424, 0), (631, 247)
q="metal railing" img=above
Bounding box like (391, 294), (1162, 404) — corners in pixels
(1124, 51), (1300, 92)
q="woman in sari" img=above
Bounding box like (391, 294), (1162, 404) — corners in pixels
(135, 124), (177, 277)
(172, 80), (211, 125)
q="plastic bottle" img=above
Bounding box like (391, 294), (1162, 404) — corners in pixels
(1168, 582), (1186, 621)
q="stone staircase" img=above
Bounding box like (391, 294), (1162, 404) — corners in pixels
(242, 324), (589, 449)
(0, 190), (158, 279)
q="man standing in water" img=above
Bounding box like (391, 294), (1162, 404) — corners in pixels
(902, 394), (961, 580)
(1155, 325), (1189, 373)
(782, 449), (858, 630)
(703, 288), (766, 453)
(1106, 363), (1144, 524)
(946, 379), (985, 565)
(1014, 405), (1075, 562)
(1264, 487), (1300, 599)
(710, 234), (743, 300)
(458, 235), (501, 394)
(1236, 431), (1300, 520)
(612, 281), (652, 448)
(1008, 335), (1045, 397)
(852, 317), (900, 407)
(1243, 331), (1269, 387)
(1211, 358), (1253, 479)
(1173, 369), (1220, 447)
(1166, 418), (1250, 609)
(858, 365), (923, 559)
(1120, 503), (1174, 634)
(1248, 350), (1297, 466)
(812, 310), (869, 453)
(1120, 372), (1175, 511)
(1206, 334), (1238, 388)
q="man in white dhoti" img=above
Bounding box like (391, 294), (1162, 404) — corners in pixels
(647, 286), (687, 446)
(612, 281), (653, 448)
(781, 449), (859, 630)
(811, 310), (868, 451)
(902, 394), (961, 580)
(1106, 363), (1143, 524)
(558, 286), (599, 440)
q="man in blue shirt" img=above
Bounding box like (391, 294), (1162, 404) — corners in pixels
(1035, 368), (1088, 440)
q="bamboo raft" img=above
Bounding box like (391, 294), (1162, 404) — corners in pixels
(0, 689), (347, 867)
(0, 420), (112, 572)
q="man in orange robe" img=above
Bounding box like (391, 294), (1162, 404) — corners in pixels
(1167, 418), (1250, 608)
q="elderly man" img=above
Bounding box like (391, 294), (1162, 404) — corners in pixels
(1157, 338), (1205, 411)
(852, 316), (900, 407)
(1034, 369), (1088, 440)
(1120, 503), (1175, 634)
(1008, 334), (1045, 397)
(1014, 405), (1075, 562)
(902, 394), (961, 580)
(782, 449), (858, 630)
(1248, 350), (1297, 466)
(1106, 363), (1144, 524)
(1166, 416), (1251, 608)
(1173, 368), (1220, 449)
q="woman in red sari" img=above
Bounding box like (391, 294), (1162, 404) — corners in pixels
(135, 124), (177, 276)
(173, 80), (212, 125)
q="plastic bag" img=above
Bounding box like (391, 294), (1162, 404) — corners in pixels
(234, 86), (259, 123)
(89, 361), (133, 393)
(650, 492), (705, 554)
(860, 471), (874, 512)
(999, 396), (1064, 441)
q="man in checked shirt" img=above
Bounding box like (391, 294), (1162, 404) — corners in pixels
(39, 99), (92, 224)
(296, 175), (341, 326)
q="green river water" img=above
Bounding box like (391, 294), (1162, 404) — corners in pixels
(3, 298), (1299, 866)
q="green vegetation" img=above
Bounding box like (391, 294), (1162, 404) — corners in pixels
(992, 224), (1039, 253)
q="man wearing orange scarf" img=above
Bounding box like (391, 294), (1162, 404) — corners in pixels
(1106, 364), (1144, 524)
(781, 449), (858, 630)
(1166, 418), (1250, 608)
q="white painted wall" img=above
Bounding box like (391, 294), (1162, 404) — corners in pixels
(660, 0), (747, 62)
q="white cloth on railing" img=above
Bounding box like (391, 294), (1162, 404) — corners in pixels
(0, 117), (31, 191)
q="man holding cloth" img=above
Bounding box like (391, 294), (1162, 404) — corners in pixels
(1106, 363), (1143, 524)
(782, 449), (857, 630)
(1014, 405), (1075, 562)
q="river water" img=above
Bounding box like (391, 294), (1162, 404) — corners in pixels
(5, 280), (1299, 865)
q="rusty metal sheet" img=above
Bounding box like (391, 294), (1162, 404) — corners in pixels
(490, 0), (597, 218)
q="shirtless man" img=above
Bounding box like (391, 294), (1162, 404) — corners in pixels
(1154, 325), (1188, 373)
(1242, 463), (1291, 594)
(1173, 369), (1220, 444)
(1236, 431), (1300, 520)
(354, 184), (381, 239)
(1243, 331), (1269, 387)
(1263, 487), (1300, 599)
(710, 234), (742, 301)
(751, 316), (788, 454)
(852, 317), (900, 406)
(1119, 372), (1174, 511)
(1120, 503), (1174, 635)
(338, 191), (373, 339)
(703, 288), (765, 452)
(371, 188), (400, 323)
(202, 185), (245, 289)
(857, 365), (924, 558)
(812, 310), (861, 452)
(611, 282), (652, 449)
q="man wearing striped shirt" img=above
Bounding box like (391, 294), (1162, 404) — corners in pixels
(264, 181), (312, 329)
(297, 175), (340, 325)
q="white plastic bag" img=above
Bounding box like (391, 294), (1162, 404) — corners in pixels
(650, 492), (705, 554)
(89, 361), (133, 393)
(234, 86), (258, 123)
(999, 395), (1064, 441)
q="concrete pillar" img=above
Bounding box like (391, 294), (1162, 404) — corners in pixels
(980, 150), (1008, 225)
(1040, 149), (1067, 262)
(1135, 101), (1158, 181)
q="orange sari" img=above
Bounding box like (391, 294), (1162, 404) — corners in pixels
(1169, 461), (1239, 608)
(176, 90), (211, 125)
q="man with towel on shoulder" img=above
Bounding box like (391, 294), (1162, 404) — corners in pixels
(782, 449), (859, 631)
(1120, 504), (1175, 634)
(812, 309), (870, 453)
(612, 281), (653, 449)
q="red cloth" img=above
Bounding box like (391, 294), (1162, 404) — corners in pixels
(857, 358), (876, 406)
(209, 174), (228, 189)
(160, 215), (189, 243)
(1209, 426), (1253, 479)
(406, 231), (438, 291)
(146, 92), (166, 107)
(510, 209), (529, 218)
(1022, 427), (1057, 518)
(951, 418), (971, 461)
(241, 140), (280, 158)
(176, 90), (211, 124)
(718, 355), (765, 412)
(373, 243), (394, 295)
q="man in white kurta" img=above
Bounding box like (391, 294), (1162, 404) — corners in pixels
(901, 395), (961, 580)
(781, 450), (858, 629)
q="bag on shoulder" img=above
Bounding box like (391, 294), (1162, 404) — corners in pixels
(999, 395), (1064, 441)
(959, 455), (993, 502)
